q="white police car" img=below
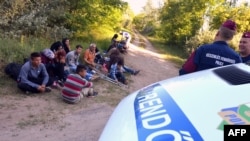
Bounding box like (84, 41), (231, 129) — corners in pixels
(99, 63), (250, 141)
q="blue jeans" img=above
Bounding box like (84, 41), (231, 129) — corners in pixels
(122, 65), (135, 74)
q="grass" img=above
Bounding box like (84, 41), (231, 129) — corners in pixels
(0, 30), (184, 129)
(146, 37), (186, 67)
(131, 33), (186, 68)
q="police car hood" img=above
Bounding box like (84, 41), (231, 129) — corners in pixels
(99, 63), (250, 141)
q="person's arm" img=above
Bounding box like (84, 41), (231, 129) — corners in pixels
(40, 64), (49, 85)
(81, 78), (93, 88)
(66, 53), (77, 67)
(179, 51), (197, 75)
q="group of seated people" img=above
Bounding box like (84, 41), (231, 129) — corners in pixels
(16, 36), (140, 104)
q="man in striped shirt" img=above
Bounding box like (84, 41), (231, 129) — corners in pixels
(61, 64), (98, 104)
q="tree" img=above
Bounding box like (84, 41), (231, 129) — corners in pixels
(209, 3), (250, 32)
(159, 0), (222, 47)
(66, 0), (128, 38)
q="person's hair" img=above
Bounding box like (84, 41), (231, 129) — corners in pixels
(56, 49), (66, 59)
(75, 45), (83, 49)
(89, 43), (96, 48)
(62, 38), (69, 46)
(112, 34), (118, 39)
(50, 41), (63, 52)
(30, 52), (41, 60)
(117, 59), (123, 66)
(76, 64), (87, 73)
(110, 48), (120, 56)
(219, 26), (236, 40)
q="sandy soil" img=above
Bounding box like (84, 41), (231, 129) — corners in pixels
(0, 33), (179, 141)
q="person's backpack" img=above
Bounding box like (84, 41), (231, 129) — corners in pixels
(4, 62), (23, 81)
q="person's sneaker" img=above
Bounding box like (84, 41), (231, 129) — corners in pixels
(45, 87), (52, 92)
(57, 80), (64, 87)
(133, 70), (140, 75)
(52, 81), (59, 89)
(87, 92), (98, 98)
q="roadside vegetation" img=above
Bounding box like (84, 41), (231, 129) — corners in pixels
(134, 0), (250, 63)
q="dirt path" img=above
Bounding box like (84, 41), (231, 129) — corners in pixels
(0, 33), (179, 141)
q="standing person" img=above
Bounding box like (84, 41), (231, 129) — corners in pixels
(61, 65), (98, 104)
(179, 19), (242, 75)
(239, 31), (250, 64)
(62, 38), (71, 54)
(17, 52), (53, 94)
(65, 44), (83, 73)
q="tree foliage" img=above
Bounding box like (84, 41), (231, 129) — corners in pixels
(66, 0), (127, 38)
(159, 0), (219, 47)
(0, 0), (130, 40)
(133, 0), (161, 36)
(209, 3), (250, 32)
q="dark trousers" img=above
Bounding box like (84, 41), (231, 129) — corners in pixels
(114, 72), (126, 84)
(46, 62), (67, 82)
(18, 76), (54, 93)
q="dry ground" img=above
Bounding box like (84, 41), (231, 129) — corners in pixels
(0, 33), (179, 141)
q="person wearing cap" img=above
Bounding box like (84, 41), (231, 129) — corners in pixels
(239, 31), (250, 64)
(179, 19), (242, 75)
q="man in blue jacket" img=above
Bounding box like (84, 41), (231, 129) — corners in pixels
(179, 19), (242, 75)
(239, 31), (250, 64)
(18, 52), (54, 94)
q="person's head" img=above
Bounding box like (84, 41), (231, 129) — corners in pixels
(112, 34), (118, 39)
(239, 31), (250, 57)
(215, 19), (237, 41)
(50, 41), (63, 52)
(56, 49), (66, 59)
(30, 52), (41, 67)
(110, 48), (120, 56)
(75, 45), (83, 54)
(42, 48), (55, 59)
(76, 64), (87, 77)
(62, 38), (70, 46)
(89, 43), (96, 52)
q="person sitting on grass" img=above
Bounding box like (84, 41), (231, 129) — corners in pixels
(62, 38), (71, 54)
(61, 64), (98, 104)
(108, 48), (140, 75)
(65, 44), (83, 73)
(108, 56), (128, 85)
(17, 52), (53, 94)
